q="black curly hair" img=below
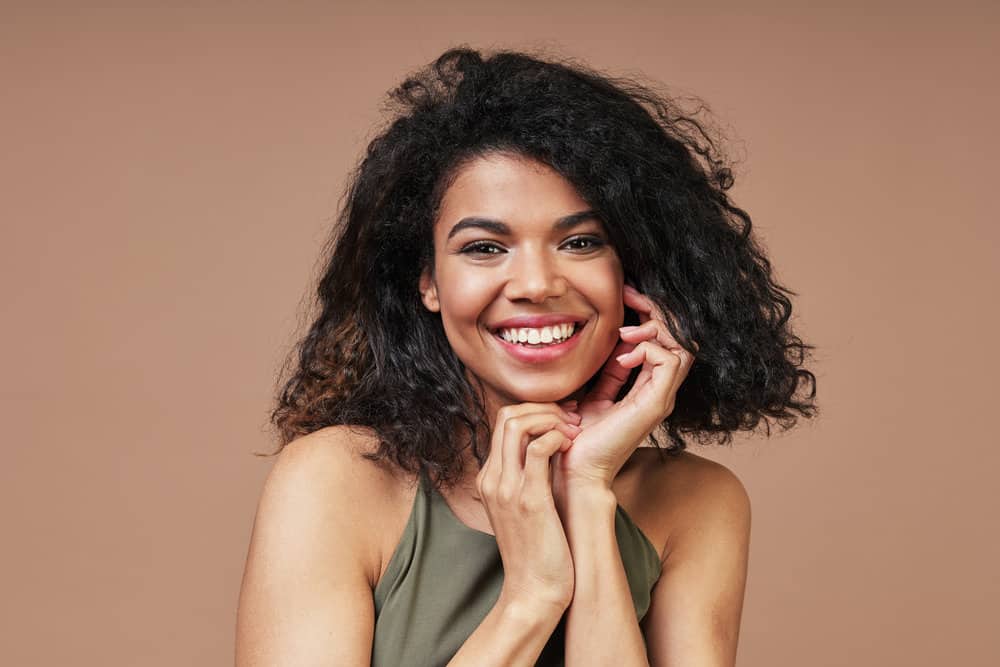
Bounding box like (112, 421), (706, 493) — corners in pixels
(265, 46), (818, 490)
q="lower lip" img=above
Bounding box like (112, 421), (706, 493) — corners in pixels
(490, 324), (586, 363)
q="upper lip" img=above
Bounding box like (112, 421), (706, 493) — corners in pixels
(489, 314), (588, 331)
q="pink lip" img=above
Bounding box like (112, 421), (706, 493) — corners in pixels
(489, 322), (586, 364)
(489, 313), (587, 330)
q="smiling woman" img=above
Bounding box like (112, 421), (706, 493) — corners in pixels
(236, 46), (818, 666)
(420, 154), (625, 407)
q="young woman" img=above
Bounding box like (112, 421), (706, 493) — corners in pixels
(236, 47), (817, 666)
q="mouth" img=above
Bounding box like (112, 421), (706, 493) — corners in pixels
(489, 320), (586, 347)
(486, 320), (588, 363)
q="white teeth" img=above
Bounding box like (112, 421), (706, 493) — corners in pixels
(497, 323), (578, 346)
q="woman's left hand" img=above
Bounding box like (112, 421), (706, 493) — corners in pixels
(553, 284), (698, 494)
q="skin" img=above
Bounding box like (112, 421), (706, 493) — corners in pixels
(236, 150), (748, 667)
(419, 150), (626, 418)
(418, 151), (748, 665)
(418, 150), (699, 487)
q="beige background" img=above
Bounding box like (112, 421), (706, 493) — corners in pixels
(2, 1), (997, 665)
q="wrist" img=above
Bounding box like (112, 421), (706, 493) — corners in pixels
(497, 588), (570, 624)
(554, 481), (617, 519)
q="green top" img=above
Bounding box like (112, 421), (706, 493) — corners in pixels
(372, 467), (663, 666)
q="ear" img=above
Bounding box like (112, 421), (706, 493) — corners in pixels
(419, 267), (440, 312)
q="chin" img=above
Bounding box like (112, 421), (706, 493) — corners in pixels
(502, 383), (583, 404)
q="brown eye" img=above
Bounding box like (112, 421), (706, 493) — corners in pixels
(561, 236), (605, 252)
(459, 241), (505, 255)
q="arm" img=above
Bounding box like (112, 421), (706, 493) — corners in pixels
(235, 427), (568, 667)
(235, 429), (380, 666)
(557, 484), (651, 667)
(447, 593), (567, 666)
(640, 461), (751, 667)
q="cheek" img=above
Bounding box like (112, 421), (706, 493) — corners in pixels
(575, 262), (625, 316)
(436, 268), (494, 325)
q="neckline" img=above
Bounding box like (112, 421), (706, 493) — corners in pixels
(425, 473), (497, 540)
(423, 470), (661, 559)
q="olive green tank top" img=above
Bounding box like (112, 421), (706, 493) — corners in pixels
(371, 467), (662, 666)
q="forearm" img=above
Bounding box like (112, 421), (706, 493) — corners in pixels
(447, 591), (565, 667)
(559, 486), (650, 667)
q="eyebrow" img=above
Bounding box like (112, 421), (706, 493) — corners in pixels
(446, 210), (603, 240)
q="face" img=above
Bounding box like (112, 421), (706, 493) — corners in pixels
(419, 153), (625, 415)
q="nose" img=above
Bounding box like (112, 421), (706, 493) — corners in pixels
(502, 247), (568, 303)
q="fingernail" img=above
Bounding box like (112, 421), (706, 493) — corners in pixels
(616, 352), (630, 363)
(619, 325), (638, 332)
(568, 411), (582, 421)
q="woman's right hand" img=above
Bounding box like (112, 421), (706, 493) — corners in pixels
(476, 402), (582, 612)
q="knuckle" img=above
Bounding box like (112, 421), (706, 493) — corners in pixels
(525, 439), (548, 458)
(506, 415), (526, 432)
(497, 483), (516, 505)
(518, 493), (544, 513)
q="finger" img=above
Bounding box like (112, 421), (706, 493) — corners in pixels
(500, 412), (578, 496)
(624, 287), (685, 340)
(504, 401), (581, 426)
(586, 338), (637, 403)
(620, 319), (688, 355)
(623, 284), (656, 322)
(616, 339), (684, 379)
(479, 406), (509, 493)
(491, 403), (578, 458)
(616, 340), (687, 401)
(622, 308), (699, 372)
(633, 320), (697, 382)
(523, 430), (569, 498)
(490, 402), (580, 481)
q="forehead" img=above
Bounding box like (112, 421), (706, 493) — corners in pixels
(435, 154), (591, 233)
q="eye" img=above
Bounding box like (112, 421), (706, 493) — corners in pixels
(459, 241), (505, 256)
(561, 235), (605, 252)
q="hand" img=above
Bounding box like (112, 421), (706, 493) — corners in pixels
(477, 402), (584, 611)
(553, 284), (698, 493)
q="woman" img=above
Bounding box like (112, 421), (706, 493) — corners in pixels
(236, 47), (817, 666)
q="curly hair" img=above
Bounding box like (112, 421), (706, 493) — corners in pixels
(265, 46), (818, 490)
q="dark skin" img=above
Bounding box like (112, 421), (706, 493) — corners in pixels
(420, 152), (749, 665)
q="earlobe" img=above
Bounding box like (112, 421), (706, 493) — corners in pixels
(419, 270), (440, 312)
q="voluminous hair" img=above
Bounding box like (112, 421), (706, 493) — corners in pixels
(266, 46), (818, 490)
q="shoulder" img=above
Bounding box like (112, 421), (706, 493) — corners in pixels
(635, 449), (751, 663)
(236, 427), (395, 663)
(632, 448), (751, 560)
(252, 425), (398, 587)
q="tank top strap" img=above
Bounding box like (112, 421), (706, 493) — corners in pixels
(613, 503), (664, 619)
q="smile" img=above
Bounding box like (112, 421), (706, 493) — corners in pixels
(488, 321), (586, 363)
(498, 322), (577, 345)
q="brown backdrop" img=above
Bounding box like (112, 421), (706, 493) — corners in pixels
(3, 2), (997, 665)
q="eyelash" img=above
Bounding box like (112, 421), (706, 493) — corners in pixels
(459, 236), (606, 256)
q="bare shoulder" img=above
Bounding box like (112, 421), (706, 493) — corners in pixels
(635, 449), (752, 663)
(631, 448), (751, 560)
(235, 425), (398, 665)
(258, 425), (398, 585)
